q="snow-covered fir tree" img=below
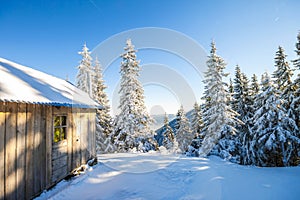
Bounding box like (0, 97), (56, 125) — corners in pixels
(228, 78), (236, 110)
(190, 102), (203, 139)
(272, 46), (295, 111)
(175, 106), (193, 153)
(201, 76), (213, 138)
(250, 74), (260, 97)
(232, 66), (253, 164)
(161, 113), (175, 150)
(92, 57), (115, 153)
(293, 32), (300, 71)
(291, 33), (300, 158)
(243, 74), (261, 165)
(232, 66), (247, 113)
(199, 41), (241, 160)
(292, 32), (300, 129)
(76, 43), (93, 97)
(229, 78), (234, 94)
(187, 102), (204, 156)
(273, 46), (293, 92)
(112, 39), (157, 152)
(272, 46), (299, 158)
(174, 105), (184, 132)
(250, 73), (299, 166)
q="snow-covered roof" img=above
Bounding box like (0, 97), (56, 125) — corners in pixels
(0, 57), (99, 108)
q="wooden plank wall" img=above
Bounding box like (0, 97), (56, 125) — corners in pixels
(89, 111), (96, 159)
(0, 102), (96, 199)
(79, 109), (96, 164)
(16, 103), (26, 199)
(5, 102), (17, 200)
(0, 102), (51, 200)
(67, 110), (73, 172)
(25, 104), (34, 199)
(33, 104), (42, 195)
(45, 105), (53, 188)
(0, 102), (6, 200)
(72, 108), (82, 168)
(80, 109), (88, 164)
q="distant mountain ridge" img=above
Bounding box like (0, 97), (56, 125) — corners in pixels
(155, 109), (194, 146)
(150, 114), (175, 130)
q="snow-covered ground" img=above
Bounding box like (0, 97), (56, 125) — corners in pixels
(36, 152), (300, 200)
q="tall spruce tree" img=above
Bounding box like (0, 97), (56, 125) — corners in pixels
(232, 66), (253, 164)
(251, 73), (299, 166)
(291, 32), (300, 159)
(293, 32), (300, 70)
(92, 57), (114, 153)
(76, 43), (93, 97)
(272, 46), (295, 110)
(244, 74), (261, 164)
(272, 46), (299, 161)
(273, 46), (293, 92)
(112, 39), (156, 152)
(232, 66), (243, 112)
(199, 42), (241, 158)
(292, 33), (300, 129)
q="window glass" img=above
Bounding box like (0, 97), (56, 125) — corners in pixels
(53, 116), (67, 143)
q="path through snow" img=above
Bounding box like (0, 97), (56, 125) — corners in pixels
(36, 152), (300, 200)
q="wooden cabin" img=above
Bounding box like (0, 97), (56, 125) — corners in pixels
(0, 58), (99, 199)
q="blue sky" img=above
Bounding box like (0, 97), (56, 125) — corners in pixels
(0, 0), (299, 114)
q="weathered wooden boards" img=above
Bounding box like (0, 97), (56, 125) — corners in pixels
(0, 102), (96, 199)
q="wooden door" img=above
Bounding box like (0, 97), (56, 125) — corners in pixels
(51, 115), (68, 183)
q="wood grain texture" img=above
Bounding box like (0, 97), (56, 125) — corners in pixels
(0, 102), (6, 199)
(5, 102), (17, 200)
(0, 102), (96, 199)
(25, 104), (34, 199)
(45, 105), (52, 187)
(16, 103), (27, 199)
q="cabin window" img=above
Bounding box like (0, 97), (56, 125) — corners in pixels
(53, 115), (67, 143)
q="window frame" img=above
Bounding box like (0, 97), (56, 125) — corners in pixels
(53, 115), (67, 143)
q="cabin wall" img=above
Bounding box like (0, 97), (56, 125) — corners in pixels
(0, 102), (96, 200)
